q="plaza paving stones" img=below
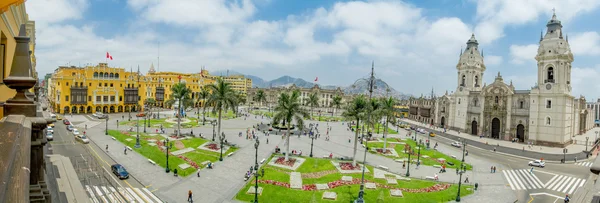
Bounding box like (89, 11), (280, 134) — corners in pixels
(316, 184), (329, 190)
(178, 163), (191, 170)
(290, 172), (302, 189)
(171, 147), (195, 155)
(246, 187), (263, 195)
(365, 182), (377, 189)
(386, 178), (397, 184)
(322, 192), (337, 200)
(390, 189), (404, 197)
(341, 176), (353, 182)
(267, 156), (306, 171)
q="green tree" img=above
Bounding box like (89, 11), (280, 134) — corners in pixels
(331, 95), (342, 116)
(198, 87), (210, 125)
(273, 90), (309, 161)
(342, 95), (368, 165)
(170, 83), (192, 137)
(380, 96), (396, 152)
(144, 98), (156, 106)
(307, 92), (319, 118)
(367, 98), (383, 134)
(206, 78), (238, 141)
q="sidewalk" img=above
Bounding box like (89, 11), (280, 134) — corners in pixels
(401, 119), (590, 161)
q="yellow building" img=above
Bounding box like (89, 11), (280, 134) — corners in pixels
(222, 74), (252, 96)
(48, 63), (252, 114)
(0, 1), (36, 117)
(394, 105), (409, 118)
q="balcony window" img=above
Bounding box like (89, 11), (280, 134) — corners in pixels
(96, 96), (101, 102)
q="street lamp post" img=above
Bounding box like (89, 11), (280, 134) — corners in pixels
(135, 105), (141, 148)
(355, 62), (377, 203)
(406, 146), (411, 177)
(309, 128), (315, 157)
(417, 143), (421, 165)
(147, 113), (151, 127)
(164, 138), (173, 173)
(456, 139), (467, 202)
(212, 121), (217, 141)
(128, 105), (131, 121)
(219, 132), (225, 161)
(144, 116), (147, 133)
(105, 117), (109, 135)
(253, 138), (260, 203)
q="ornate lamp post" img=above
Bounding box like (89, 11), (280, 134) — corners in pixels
(406, 145), (411, 177)
(309, 127), (315, 157)
(128, 105), (131, 121)
(417, 142), (421, 165)
(253, 138), (260, 203)
(456, 139), (467, 202)
(135, 105), (141, 148)
(219, 132), (226, 161)
(164, 138), (173, 173)
(586, 136), (590, 153)
(143, 115), (147, 133)
(355, 61), (378, 203)
(212, 121), (217, 141)
(147, 113), (151, 127)
(105, 116), (109, 135)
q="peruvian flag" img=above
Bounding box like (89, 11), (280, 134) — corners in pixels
(106, 52), (113, 60)
(314, 77), (318, 82)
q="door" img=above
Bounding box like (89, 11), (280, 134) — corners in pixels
(492, 118), (500, 139)
(516, 124), (524, 142)
(440, 117), (445, 128)
(471, 120), (478, 135)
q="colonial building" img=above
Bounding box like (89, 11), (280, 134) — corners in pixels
(246, 84), (350, 114)
(48, 63), (251, 114)
(408, 13), (594, 147)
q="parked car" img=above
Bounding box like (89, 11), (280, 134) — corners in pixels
(46, 132), (53, 141)
(111, 164), (130, 179)
(46, 126), (54, 134)
(63, 119), (70, 125)
(97, 114), (108, 119)
(136, 113), (146, 117)
(451, 141), (462, 148)
(429, 132), (436, 137)
(75, 134), (89, 144)
(528, 160), (545, 168)
(56, 115), (63, 120)
(47, 123), (55, 128)
(50, 114), (57, 119)
(72, 129), (80, 136)
(66, 125), (74, 131)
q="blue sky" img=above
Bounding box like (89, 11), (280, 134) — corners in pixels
(27, 0), (600, 99)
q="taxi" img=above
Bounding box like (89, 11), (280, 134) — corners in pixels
(56, 115), (63, 120)
(429, 132), (436, 137)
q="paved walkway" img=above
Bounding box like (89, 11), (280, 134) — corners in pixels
(401, 119), (592, 161)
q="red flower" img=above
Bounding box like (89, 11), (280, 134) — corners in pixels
(339, 162), (361, 170)
(274, 157), (297, 167)
(206, 143), (221, 151)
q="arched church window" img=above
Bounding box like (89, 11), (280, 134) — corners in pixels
(520, 101), (524, 109)
(473, 98), (478, 106)
(474, 76), (479, 87)
(547, 67), (554, 81)
(458, 98), (461, 104)
(495, 96), (499, 104)
(461, 75), (466, 86)
(546, 117), (551, 125)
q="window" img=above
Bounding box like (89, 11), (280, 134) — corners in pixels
(89, 83), (91, 86)
(458, 98), (461, 104)
(65, 96), (69, 101)
(120, 84), (122, 87)
(473, 98), (478, 106)
(546, 100), (552, 108)
(495, 96), (499, 104)
(547, 67), (554, 81)
(546, 117), (551, 125)
(0, 42), (5, 82)
(93, 72), (98, 78)
(103, 96), (108, 101)
(110, 83), (113, 87)
(104, 83), (107, 87)
(98, 83), (101, 87)
(461, 75), (466, 86)
(520, 101), (524, 109)
(474, 75), (479, 87)
(110, 96), (115, 101)
(119, 96), (122, 101)
(89, 96), (92, 101)
(96, 96), (101, 101)
(66, 82), (69, 86)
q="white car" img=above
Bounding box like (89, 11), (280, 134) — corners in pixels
(46, 126), (54, 134)
(72, 129), (80, 136)
(528, 160), (545, 168)
(451, 141), (462, 148)
(75, 134), (90, 144)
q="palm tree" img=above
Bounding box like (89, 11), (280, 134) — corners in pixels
(367, 98), (383, 134)
(206, 78), (237, 142)
(198, 87), (210, 125)
(170, 83), (192, 137)
(255, 89), (266, 108)
(307, 92), (319, 118)
(342, 95), (368, 165)
(273, 90), (309, 161)
(331, 95), (342, 116)
(380, 96), (396, 153)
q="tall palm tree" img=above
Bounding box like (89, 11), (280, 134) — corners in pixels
(170, 83), (192, 137)
(307, 92), (319, 118)
(380, 96), (396, 152)
(367, 98), (383, 134)
(342, 95), (368, 165)
(331, 95), (342, 116)
(206, 78), (237, 142)
(198, 87), (210, 125)
(255, 89), (266, 108)
(273, 90), (309, 161)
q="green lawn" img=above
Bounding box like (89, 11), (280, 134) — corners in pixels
(118, 117), (201, 129)
(367, 138), (472, 170)
(107, 130), (239, 177)
(352, 123), (398, 134)
(311, 115), (345, 122)
(236, 155), (473, 202)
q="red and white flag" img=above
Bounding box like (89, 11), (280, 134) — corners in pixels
(106, 52), (113, 60)
(314, 77), (318, 82)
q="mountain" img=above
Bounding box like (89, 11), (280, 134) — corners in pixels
(245, 75), (268, 88)
(211, 70), (244, 77)
(343, 78), (411, 100)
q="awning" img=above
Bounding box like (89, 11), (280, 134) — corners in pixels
(0, 0), (25, 14)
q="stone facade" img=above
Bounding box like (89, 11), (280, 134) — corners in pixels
(408, 13), (594, 147)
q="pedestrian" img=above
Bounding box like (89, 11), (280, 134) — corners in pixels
(188, 190), (193, 202)
(564, 194), (570, 203)
(85, 124), (87, 130)
(124, 146), (127, 155)
(494, 166), (497, 173)
(197, 170), (200, 177)
(266, 138), (269, 144)
(106, 145), (109, 152)
(491, 166), (493, 173)
(464, 175), (469, 183)
(530, 167), (534, 173)
(403, 161), (406, 169)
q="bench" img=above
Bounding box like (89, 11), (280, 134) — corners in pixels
(451, 155), (457, 159)
(126, 146), (132, 151)
(227, 152), (234, 157)
(425, 176), (435, 180)
(260, 158), (266, 164)
(378, 165), (389, 171)
(111, 137), (116, 140)
(201, 161), (211, 166)
(148, 159), (156, 165)
(323, 155), (329, 158)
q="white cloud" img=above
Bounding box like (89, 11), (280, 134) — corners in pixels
(570, 32), (600, 56)
(509, 44), (538, 64)
(572, 66), (600, 99)
(473, 0), (600, 44)
(27, 0), (88, 25)
(135, 0), (256, 27)
(485, 55), (502, 66)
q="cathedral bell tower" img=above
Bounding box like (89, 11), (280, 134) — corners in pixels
(456, 34), (486, 92)
(535, 11), (573, 94)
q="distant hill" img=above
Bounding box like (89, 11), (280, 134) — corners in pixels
(344, 78), (411, 100)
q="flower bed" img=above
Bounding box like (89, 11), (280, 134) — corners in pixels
(259, 178), (452, 193)
(375, 148), (393, 154)
(328, 179), (362, 189)
(302, 184), (316, 191)
(258, 180), (290, 188)
(339, 162), (361, 170)
(301, 170), (337, 179)
(274, 157), (296, 167)
(154, 138), (200, 169)
(206, 143), (221, 151)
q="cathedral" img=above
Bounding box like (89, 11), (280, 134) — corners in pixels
(407, 13), (595, 147)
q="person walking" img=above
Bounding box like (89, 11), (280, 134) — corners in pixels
(530, 167), (534, 174)
(564, 194), (570, 203)
(188, 190), (193, 202)
(491, 166), (493, 173)
(106, 145), (109, 152)
(124, 146), (127, 155)
(464, 175), (469, 183)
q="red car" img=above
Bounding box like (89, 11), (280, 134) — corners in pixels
(63, 120), (70, 125)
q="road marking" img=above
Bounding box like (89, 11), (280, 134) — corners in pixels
(568, 179), (581, 194)
(545, 174), (585, 194)
(533, 169), (558, 176)
(544, 175), (558, 188)
(502, 170), (516, 190)
(575, 161), (593, 167)
(530, 192), (564, 199)
(528, 194), (534, 203)
(145, 184), (152, 188)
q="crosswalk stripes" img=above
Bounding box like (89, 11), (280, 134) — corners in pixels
(575, 162), (593, 167)
(73, 121), (102, 129)
(544, 175), (586, 194)
(502, 169), (544, 190)
(85, 185), (162, 203)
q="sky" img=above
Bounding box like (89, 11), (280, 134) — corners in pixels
(26, 0), (600, 99)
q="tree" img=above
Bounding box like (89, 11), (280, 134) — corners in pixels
(307, 92), (319, 118)
(144, 98), (156, 106)
(331, 95), (342, 116)
(380, 96), (396, 153)
(255, 89), (266, 108)
(170, 83), (192, 137)
(198, 87), (210, 125)
(342, 95), (368, 165)
(206, 78), (238, 142)
(273, 90), (309, 161)
(367, 98), (383, 134)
